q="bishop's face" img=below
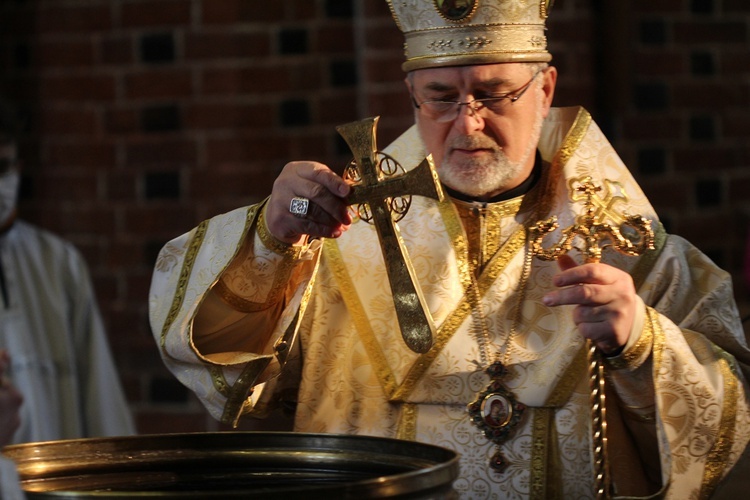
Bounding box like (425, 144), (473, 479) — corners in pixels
(408, 62), (556, 200)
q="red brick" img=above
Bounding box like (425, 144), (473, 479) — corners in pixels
(37, 4), (113, 34)
(723, 114), (750, 139)
(639, 178), (689, 210)
(123, 205), (196, 233)
(46, 141), (117, 169)
(677, 214), (735, 244)
(289, 62), (324, 91)
(34, 169), (98, 203)
(105, 241), (144, 268)
(729, 178), (750, 204)
(364, 23), (405, 52)
(125, 138), (197, 166)
(721, 50), (750, 75)
(317, 24), (356, 54)
(368, 89), (413, 119)
(105, 171), (138, 201)
(632, 51), (685, 76)
(38, 107), (98, 136)
(364, 0), (395, 17)
(121, 0), (192, 27)
(201, 66), (290, 95)
(37, 40), (95, 68)
(319, 93), (358, 124)
(57, 205), (118, 235)
(124, 69), (193, 99)
(631, 0), (688, 14)
(201, 0), (284, 24)
(289, 132), (332, 160)
(365, 56), (408, 84)
(185, 102), (274, 130)
(185, 32), (271, 60)
(287, 0), (317, 20)
(673, 82), (745, 109)
(125, 272), (152, 302)
(191, 170), (276, 198)
(674, 147), (737, 172)
(40, 74), (117, 102)
(100, 35), (135, 65)
(205, 135), (291, 163)
(724, 0), (750, 13)
(104, 107), (140, 135)
(621, 116), (682, 141)
(674, 22), (747, 44)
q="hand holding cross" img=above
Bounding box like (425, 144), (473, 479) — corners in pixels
(337, 117), (444, 354)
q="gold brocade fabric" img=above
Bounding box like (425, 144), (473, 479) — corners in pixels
(149, 107), (750, 499)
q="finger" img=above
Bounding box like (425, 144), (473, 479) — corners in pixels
(544, 282), (597, 307)
(283, 163), (352, 225)
(298, 162), (351, 199)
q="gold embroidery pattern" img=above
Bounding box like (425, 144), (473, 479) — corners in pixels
(219, 204), (304, 309)
(213, 279), (271, 313)
(325, 239), (400, 398)
(256, 203), (306, 259)
(552, 109), (592, 180)
(699, 346), (739, 499)
(396, 403), (418, 441)
(630, 222), (667, 291)
(604, 311), (654, 371)
(160, 220), (208, 348)
(529, 346), (587, 497)
(220, 354), (273, 427)
(530, 408), (553, 499)
(208, 364), (229, 398)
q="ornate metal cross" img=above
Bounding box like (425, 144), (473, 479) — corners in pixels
(336, 116), (444, 354)
(529, 176), (655, 264)
(528, 176), (655, 499)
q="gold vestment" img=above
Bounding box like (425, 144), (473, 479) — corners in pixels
(149, 107), (750, 499)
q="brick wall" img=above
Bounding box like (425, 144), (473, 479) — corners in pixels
(0, 0), (747, 435)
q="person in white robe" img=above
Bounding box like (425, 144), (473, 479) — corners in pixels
(0, 99), (135, 495)
(149, 1), (750, 498)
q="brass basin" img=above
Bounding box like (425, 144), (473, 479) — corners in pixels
(2, 432), (459, 498)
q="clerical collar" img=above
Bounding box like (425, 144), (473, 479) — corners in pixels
(443, 150), (542, 204)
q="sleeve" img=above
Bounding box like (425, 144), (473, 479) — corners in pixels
(605, 231), (750, 497)
(148, 203), (321, 426)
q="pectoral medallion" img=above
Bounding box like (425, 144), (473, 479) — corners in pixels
(467, 361), (526, 472)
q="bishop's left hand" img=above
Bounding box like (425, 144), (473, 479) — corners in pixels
(542, 254), (636, 355)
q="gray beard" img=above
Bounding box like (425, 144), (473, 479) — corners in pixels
(436, 89), (545, 198)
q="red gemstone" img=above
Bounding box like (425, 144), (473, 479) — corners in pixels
(490, 452), (508, 473)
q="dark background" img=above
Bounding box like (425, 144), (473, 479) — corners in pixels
(1, 0), (748, 433)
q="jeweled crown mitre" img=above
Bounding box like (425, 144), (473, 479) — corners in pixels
(386, 0), (554, 72)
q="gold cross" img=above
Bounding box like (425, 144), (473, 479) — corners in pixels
(530, 176), (654, 264)
(528, 176), (655, 499)
(336, 117), (444, 353)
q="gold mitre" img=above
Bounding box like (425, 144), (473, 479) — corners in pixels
(387, 0), (554, 72)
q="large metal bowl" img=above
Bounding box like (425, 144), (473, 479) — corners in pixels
(2, 432), (460, 498)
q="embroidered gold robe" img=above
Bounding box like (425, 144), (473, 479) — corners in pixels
(149, 107), (750, 499)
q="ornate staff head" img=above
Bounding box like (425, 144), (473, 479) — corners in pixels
(529, 176), (655, 264)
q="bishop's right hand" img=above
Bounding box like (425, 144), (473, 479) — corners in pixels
(265, 161), (352, 245)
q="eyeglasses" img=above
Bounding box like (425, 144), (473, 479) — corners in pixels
(411, 69), (542, 123)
